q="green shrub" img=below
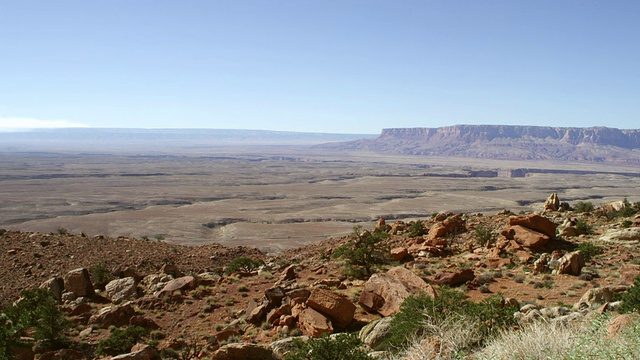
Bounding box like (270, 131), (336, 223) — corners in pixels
(574, 218), (592, 234)
(90, 263), (114, 289)
(383, 287), (517, 352)
(623, 220), (633, 228)
(575, 242), (602, 262)
(573, 201), (595, 213)
(284, 333), (371, 360)
(224, 257), (265, 275)
(475, 224), (496, 246)
(618, 198), (638, 218)
(95, 326), (147, 356)
(332, 226), (390, 278)
(619, 274), (640, 313)
(407, 221), (427, 237)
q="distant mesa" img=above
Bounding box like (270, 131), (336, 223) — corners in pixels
(316, 125), (640, 164)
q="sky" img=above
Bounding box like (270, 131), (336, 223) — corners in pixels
(1, 1), (639, 134)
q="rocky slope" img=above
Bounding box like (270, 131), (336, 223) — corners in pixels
(1, 196), (640, 359)
(317, 125), (640, 164)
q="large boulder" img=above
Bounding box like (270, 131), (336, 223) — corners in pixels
(503, 225), (550, 249)
(155, 276), (195, 297)
(359, 317), (393, 350)
(359, 266), (437, 317)
(509, 215), (556, 239)
(600, 228), (640, 242)
(557, 251), (585, 276)
(434, 268), (475, 286)
(297, 307), (333, 338)
(88, 303), (136, 328)
(105, 277), (138, 303)
(573, 287), (614, 311)
(428, 214), (466, 240)
(111, 344), (160, 360)
(40, 277), (64, 302)
(63, 268), (95, 297)
(306, 288), (356, 328)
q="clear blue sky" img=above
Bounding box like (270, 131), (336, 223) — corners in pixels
(1, 1), (638, 133)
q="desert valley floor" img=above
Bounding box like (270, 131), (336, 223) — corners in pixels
(1, 147), (638, 253)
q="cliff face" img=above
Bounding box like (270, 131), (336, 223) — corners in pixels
(318, 125), (640, 164)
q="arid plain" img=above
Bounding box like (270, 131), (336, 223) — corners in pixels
(2, 143), (639, 253)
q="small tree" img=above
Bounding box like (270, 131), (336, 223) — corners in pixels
(332, 226), (390, 278)
(0, 288), (70, 356)
(224, 256), (265, 275)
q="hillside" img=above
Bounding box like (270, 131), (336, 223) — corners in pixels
(1, 195), (640, 359)
(317, 125), (640, 164)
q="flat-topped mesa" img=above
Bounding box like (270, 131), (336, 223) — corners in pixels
(318, 125), (640, 163)
(379, 125), (640, 148)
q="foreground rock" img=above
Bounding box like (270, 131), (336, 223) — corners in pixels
(359, 266), (437, 317)
(63, 268), (95, 298)
(306, 288), (356, 328)
(434, 268), (475, 287)
(557, 251), (585, 276)
(509, 214), (557, 239)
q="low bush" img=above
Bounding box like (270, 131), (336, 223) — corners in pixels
(575, 241), (603, 262)
(573, 201), (595, 213)
(95, 326), (147, 356)
(383, 287), (517, 352)
(618, 274), (640, 313)
(283, 333), (371, 360)
(474, 224), (496, 246)
(406, 221), (427, 237)
(574, 218), (592, 234)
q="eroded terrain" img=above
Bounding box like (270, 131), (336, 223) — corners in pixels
(1, 147), (638, 252)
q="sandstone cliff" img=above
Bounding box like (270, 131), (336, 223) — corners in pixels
(317, 125), (640, 164)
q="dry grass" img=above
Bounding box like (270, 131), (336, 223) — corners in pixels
(386, 314), (481, 360)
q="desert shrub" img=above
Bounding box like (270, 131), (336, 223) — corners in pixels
(56, 227), (68, 235)
(575, 242), (603, 262)
(95, 326), (147, 356)
(574, 218), (592, 234)
(618, 198), (638, 218)
(332, 226), (390, 278)
(618, 274), (640, 313)
(475, 224), (496, 246)
(383, 287), (517, 352)
(388, 313), (481, 360)
(623, 219), (633, 228)
(0, 288), (70, 357)
(283, 332), (371, 360)
(90, 262), (114, 289)
(407, 221), (427, 237)
(573, 201), (595, 213)
(565, 314), (640, 359)
(224, 256), (265, 275)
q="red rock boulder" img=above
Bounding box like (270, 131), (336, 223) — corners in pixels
(509, 215), (556, 239)
(306, 288), (356, 328)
